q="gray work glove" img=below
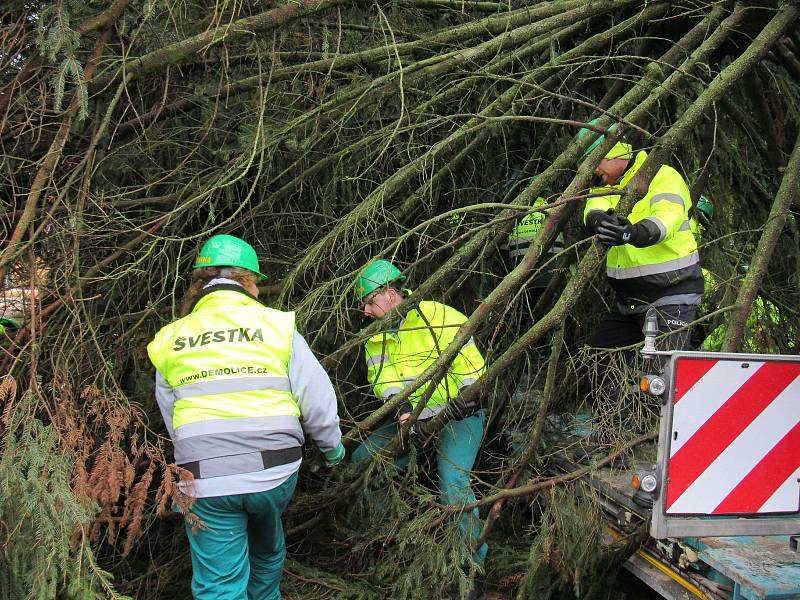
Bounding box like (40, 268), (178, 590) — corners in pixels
(443, 395), (478, 421)
(408, 419), (437, 448)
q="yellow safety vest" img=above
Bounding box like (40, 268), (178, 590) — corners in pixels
(507, 196), (565, 259)
(584, 151), (703, 310)
(365, 299), (485, 418)
(148, 287), (303, 478)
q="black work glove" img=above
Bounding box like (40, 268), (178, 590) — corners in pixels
(444, 395), (478, 421)
(597, 216), (662, 247)
(585, 209), (618, 234)
(596, 216), (646, 247)
(408, 419), (437, 448)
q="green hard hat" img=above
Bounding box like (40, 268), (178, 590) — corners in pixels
(193, 234), (267, 280)
(355, 259), (406, 299)
(576, 118), (615, 158)
(0, 317), (21, 334)
(696, 195), (714, 223)
(575, 118), (632, 163)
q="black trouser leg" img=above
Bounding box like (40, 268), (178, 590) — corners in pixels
(641, 304), (696, 351)
(586, 311), (645, 410)
(586, 304), (697, 407)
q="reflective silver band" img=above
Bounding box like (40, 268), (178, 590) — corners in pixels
(643, 217), (667, 243)
(461, 338), (476, 349)
(381, 386), (403, 399)
(418, 402), (448, 420)
(173, 415), (304, 463)
(650, 193), (685, 207)
(179, 446), (302, 479)
(652, 293), (703, 307)
(678, 220), (691, 232)
(174, 376), (291, 399)
(366, 354), (390, 368)
(459, 377), (478, 388)
(607, 252), (700, 280)
(174, 415), (303, 440)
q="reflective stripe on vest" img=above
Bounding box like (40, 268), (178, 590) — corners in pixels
(366, 354), (390, 368)
(650, 192), (685, 207)
(643, 217), (690, 240)
(607, 252), (700, 280)
(381, 386), (403, 399)
(418, 401), (449, 420)
(181, 447), (302, 479)
(173, 376), (291, 399)
(459, 377), (478, 388)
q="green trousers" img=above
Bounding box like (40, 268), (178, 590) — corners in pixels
(352, 410), (488, 562)
(183, 472), (298, 600)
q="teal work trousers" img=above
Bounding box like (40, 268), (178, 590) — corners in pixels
(183, 472), (298, 600)
(352, 410), (488, 562)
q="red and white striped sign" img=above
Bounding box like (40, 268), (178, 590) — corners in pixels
(665, 357), (800, 515)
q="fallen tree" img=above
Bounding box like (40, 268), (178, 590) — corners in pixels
(1, 0), (799, 597)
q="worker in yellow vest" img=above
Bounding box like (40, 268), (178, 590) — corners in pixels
(147, 234), (343, 600)
(503, 176), (566, 332)
(352, 259), (488, 600)
(578, 120), (703, 352)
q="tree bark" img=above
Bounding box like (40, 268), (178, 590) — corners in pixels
(722, 130), (800, 351)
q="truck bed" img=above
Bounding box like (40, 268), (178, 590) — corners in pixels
(553, 442), (800, 599)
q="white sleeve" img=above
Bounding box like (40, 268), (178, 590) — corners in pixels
(288, 331), (342, 452)
(154, 370), (176, 440)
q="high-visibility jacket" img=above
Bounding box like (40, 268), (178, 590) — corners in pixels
(365, 299), (485, 419)
(690, 216), (702, 238)
(148, 286), (305, 479)
(506, 196), (565, 260)
(584, 151), (703, 312)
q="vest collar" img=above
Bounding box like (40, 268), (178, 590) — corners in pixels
(617, 150), (647, 188)
(204, 277), (241, 288)
(368, 295), (427, 344)
(190, 284), (263, 313)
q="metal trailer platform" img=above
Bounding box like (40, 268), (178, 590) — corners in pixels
(557, 448), (800, 600)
